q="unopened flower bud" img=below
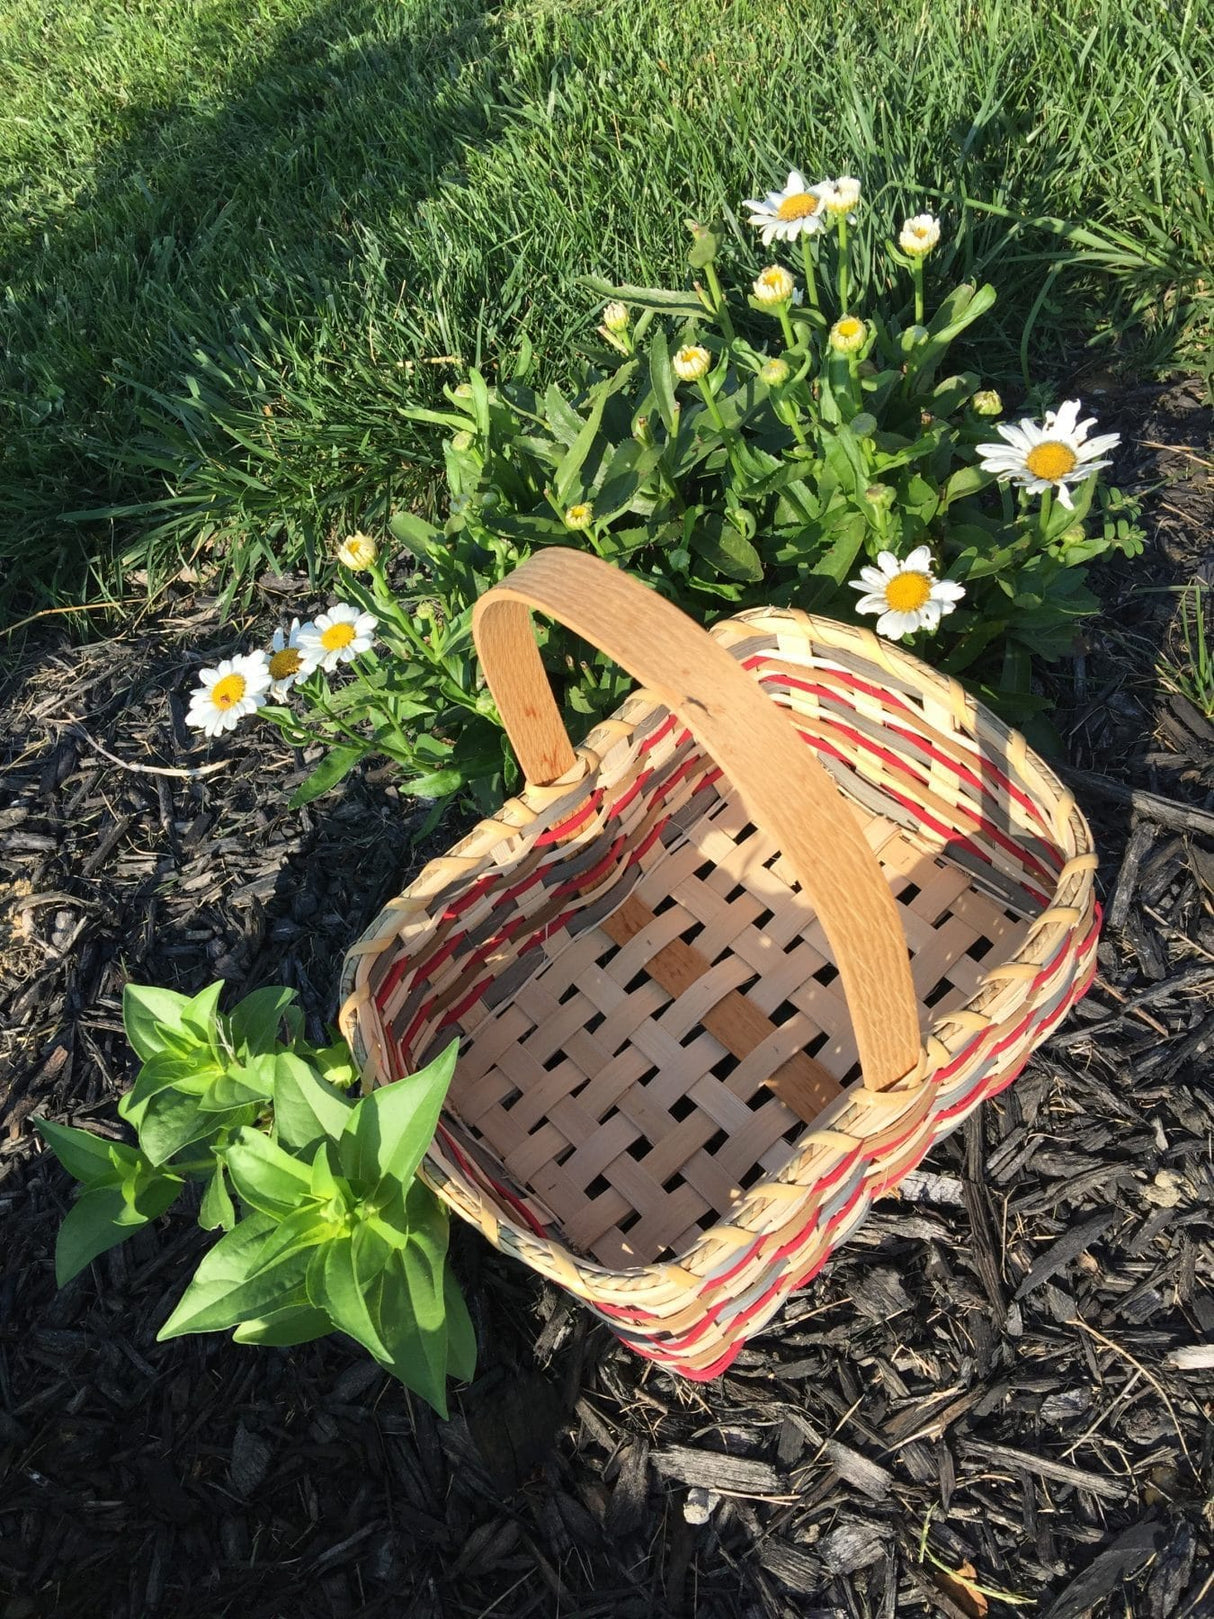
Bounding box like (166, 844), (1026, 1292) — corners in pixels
(451, 430), (474, 451)
(453, 382), (473, 399)
(829, 316), (867, 354)
(672, 344), (712, 382)
(633, 414), (653, 444)
(760, 357), (791, 387)
(972, 389), (1003, 416)
(824, 176), (862, 216)
(337, 532), (377, 571)
(564, 502), (594, 531)
(865, 483), (895, 508)
(752, 265), (795, 307)
(602, 300), (630, 333)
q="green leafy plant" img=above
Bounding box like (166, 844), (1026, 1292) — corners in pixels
(36, 982), (472, 1416)
(1158, 580), (1214, 720)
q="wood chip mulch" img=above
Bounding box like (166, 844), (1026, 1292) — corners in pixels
(1, 379), (1211, 1619)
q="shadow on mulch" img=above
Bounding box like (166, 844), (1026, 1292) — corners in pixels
(1, 382), (1212, 1618)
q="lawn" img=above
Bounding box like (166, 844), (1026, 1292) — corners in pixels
(1, 0), (1210, 611)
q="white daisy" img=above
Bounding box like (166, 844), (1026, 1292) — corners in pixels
(296, 603), (378, 672)
(336, 532), (377, 571)
(976, 400), (1120, 510)
(899, 214), (941, 257)
(186, 652), (271, 738)
(742, 169), (829, 245)
(849, 547), (965, 640)
(265, 619), (312, 698)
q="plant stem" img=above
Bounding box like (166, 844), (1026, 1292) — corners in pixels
(777, 306), (798, 351)
(837, 217), (850, 314)
(696, 377), (728, 434)
(1039, 486), (1054, 533)
(912, 258), (925, 326)
(704, 263), (735, 342)
(799, 233), (821, 314)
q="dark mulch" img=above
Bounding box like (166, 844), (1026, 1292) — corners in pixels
(1, 380), (1212, 1619)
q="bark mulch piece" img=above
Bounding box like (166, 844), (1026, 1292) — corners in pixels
(1, 383), (1212, 1617)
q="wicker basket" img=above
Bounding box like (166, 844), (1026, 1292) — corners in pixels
(340, 550), (1099, 1379)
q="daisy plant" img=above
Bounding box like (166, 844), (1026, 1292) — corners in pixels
(35, 982), (473, 1418)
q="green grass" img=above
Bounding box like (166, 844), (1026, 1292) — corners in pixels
(2, 0), (1211, 614)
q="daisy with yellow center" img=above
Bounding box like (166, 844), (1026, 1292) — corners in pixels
(266, 619), (314, 698)
(742, 169), (828, 245)
(829, 316), (867, 354)
(337, 532), (378, 571)
(899, 214), (941, 257)
(849, 547), (965, 640)
(752, 265), (796, 308)
(672, 344), (712, 382)
(564, 502), (595, 531)
(297, 603), (378, 672)
(602, 301), (630, 333)
(976, 400), (1121, 510)
(186, 652), (271, 738)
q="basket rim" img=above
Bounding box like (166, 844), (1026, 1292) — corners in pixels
(338, 606), (1098, 1287)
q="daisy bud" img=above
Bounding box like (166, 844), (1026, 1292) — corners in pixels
(864, 483), (895, 508)
(602, 301), (630, 333)
(564, 502), (594, 531)
(336, 532), (377, 571)
(752, 265), (796, 307)
(760, 357), (791, 387)
(672, 344), (712, 382)
(829, 316), (867, 354)
(972, 389), (1003, 416)
(824, 176), (861, 215)
(451, 430), (474, 451)
(899, 214), (941, 257)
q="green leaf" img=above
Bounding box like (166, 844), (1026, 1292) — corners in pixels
(288, 745), (367, 809)
(308, 1233), (391, 1360)
(199, 1160), (236, 1231)
(647, 330), (679, 436)
(223, 1127), (314, 1218)
(228, 986), (297, 1056)
(342, 1041), (458, 1193)
(181, 981), (224, 1043)
(122, 984), (193, 1062)
(139, 1088), (230, 1166)
(55, 1173), (182, 1287)
(444, 1269), (477, 1384)
(34, 1117), (126, 1187)
(943, 464), (992, 506)
(690, 521), (763, 583)
(158, 1212), (319, 1339)
(272, 1053), (355, 1154)
(367, 1251), (451, 1417)
(543, 383), (585, 447)
(389, 511), (444, 558)
(580, 276), (704, 317)
(232, 1300), (334, 1347)
(553, 387), (610, 507)
(809, 510), (867, 585)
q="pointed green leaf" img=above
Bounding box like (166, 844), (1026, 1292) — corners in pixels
(272, 1053), (355, 1154)
(288, 745), (368, 809)
(232, 1300), (334, 1347)
(199, 1160), (236, 1230)
(308, 1235), (391, 1361)
(342, 1041), (458, 1192)
(444, 1270), (477, 1385)
(158, 1211), (320, 1338)
(122, 984), (193, 1061)
(139, 1089), (226, 1166)
(222, 1126), (313, 1218)
(648, 329), (678, 435)
(181, 981), (224, 1043)
(367, 1252), (451, 1418)
(34, 1118), (127, 1187)
(228, 986), (297, 1056)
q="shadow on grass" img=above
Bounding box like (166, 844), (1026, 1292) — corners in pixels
(0, 0), (503, 610)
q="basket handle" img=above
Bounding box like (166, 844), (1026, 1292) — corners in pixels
(472, 548), (921, 1092)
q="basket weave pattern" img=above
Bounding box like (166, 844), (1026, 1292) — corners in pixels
(342, 595), (1098, 1380)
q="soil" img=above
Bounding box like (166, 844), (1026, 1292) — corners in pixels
(1, 378), (1212, 1619)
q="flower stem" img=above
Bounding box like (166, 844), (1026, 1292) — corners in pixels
(912, 259), (925, 326)
(777, 306), (798, 352)
(1039, 486), (1054, 533)
(837, 218), (850, 315)
(696, 377), (728, 434)
(704, 263), (735, 343)
(799, 233), (821, 314)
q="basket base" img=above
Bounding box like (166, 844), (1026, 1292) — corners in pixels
(444, 787), (1036, 1269)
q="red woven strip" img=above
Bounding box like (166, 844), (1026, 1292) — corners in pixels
(534, 791), (603, 846)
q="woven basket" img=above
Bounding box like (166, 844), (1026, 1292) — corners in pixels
(340, 550), (1099, 1379)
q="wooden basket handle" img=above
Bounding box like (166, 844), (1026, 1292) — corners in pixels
(472, 549), (921, 1092)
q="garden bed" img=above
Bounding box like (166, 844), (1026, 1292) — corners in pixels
(1, 379), (1211, 1618)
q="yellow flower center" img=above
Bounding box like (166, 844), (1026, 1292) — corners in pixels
(776, 191), (820, 221)
(836, 317), (863, 339)
(320, 622), (357, 652)
(1024, 440), (1078, 481)
(884, 572), (932, 612)
(211, 673), (247, 710)
(268, 648), (303, 680)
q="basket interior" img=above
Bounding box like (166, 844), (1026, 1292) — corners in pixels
(365, 651), (1064, 1269)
